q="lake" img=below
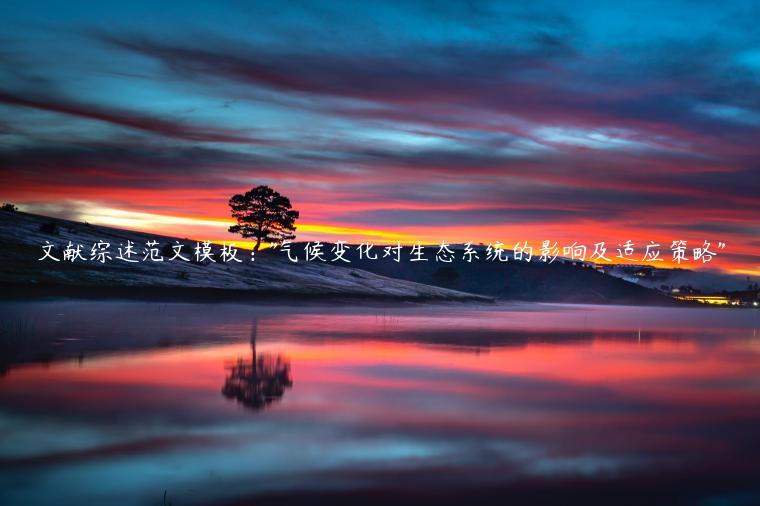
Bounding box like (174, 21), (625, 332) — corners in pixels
(1, 300), (759, 505)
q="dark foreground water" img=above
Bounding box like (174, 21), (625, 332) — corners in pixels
(0, 300), (759, 505)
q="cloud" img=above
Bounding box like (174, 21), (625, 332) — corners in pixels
(0, 90), (271, 144)
(98, 32), (760, 156)
(1, 1), (758, 272)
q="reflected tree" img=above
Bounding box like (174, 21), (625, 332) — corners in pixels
(222, 320), (292, 410)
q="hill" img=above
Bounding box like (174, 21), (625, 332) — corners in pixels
(0, 210), (488, 302)
(0, 210), (678, 305)
(276, 242), (677, 305)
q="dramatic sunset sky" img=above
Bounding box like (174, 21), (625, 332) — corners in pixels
(1, 1), (758, 274)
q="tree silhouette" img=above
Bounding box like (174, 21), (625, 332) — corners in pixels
(222, 320), (293, 410)
(228, 186), (299, 251)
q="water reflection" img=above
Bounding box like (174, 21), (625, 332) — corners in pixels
(0, 301), (758, 505)
(221, 321), (292, 410)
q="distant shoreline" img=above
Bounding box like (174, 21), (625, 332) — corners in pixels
(0, 283), (699, 308)
(0, 283), (494, 305)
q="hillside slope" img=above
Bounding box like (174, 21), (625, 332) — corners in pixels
(0, 211), (488, 301)
(279, 243), (677, 305)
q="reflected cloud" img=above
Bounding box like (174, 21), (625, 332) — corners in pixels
(0, 302), (759, 504)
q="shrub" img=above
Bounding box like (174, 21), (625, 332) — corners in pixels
(1, 203), (18, 212)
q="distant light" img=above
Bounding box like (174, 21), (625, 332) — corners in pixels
(754, 301), (759, 307)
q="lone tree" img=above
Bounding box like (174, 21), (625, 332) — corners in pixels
(228, 185), (299, 251)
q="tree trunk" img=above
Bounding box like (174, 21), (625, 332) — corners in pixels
(254, 237), (261, 251)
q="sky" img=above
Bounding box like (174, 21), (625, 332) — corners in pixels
(0, 0), (758, 274)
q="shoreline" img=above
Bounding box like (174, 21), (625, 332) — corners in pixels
(0, 283), (494, 305)
(0, 283), (700, 308)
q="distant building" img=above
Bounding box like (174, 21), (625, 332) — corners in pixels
(674, 294), (731, 305)
(674, 289), (760, 307)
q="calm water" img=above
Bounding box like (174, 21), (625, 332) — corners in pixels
(1, 301), (759, 505)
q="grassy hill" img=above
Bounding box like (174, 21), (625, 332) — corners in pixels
(0, 210), (488, 302)
(0, 210), (677, 305)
